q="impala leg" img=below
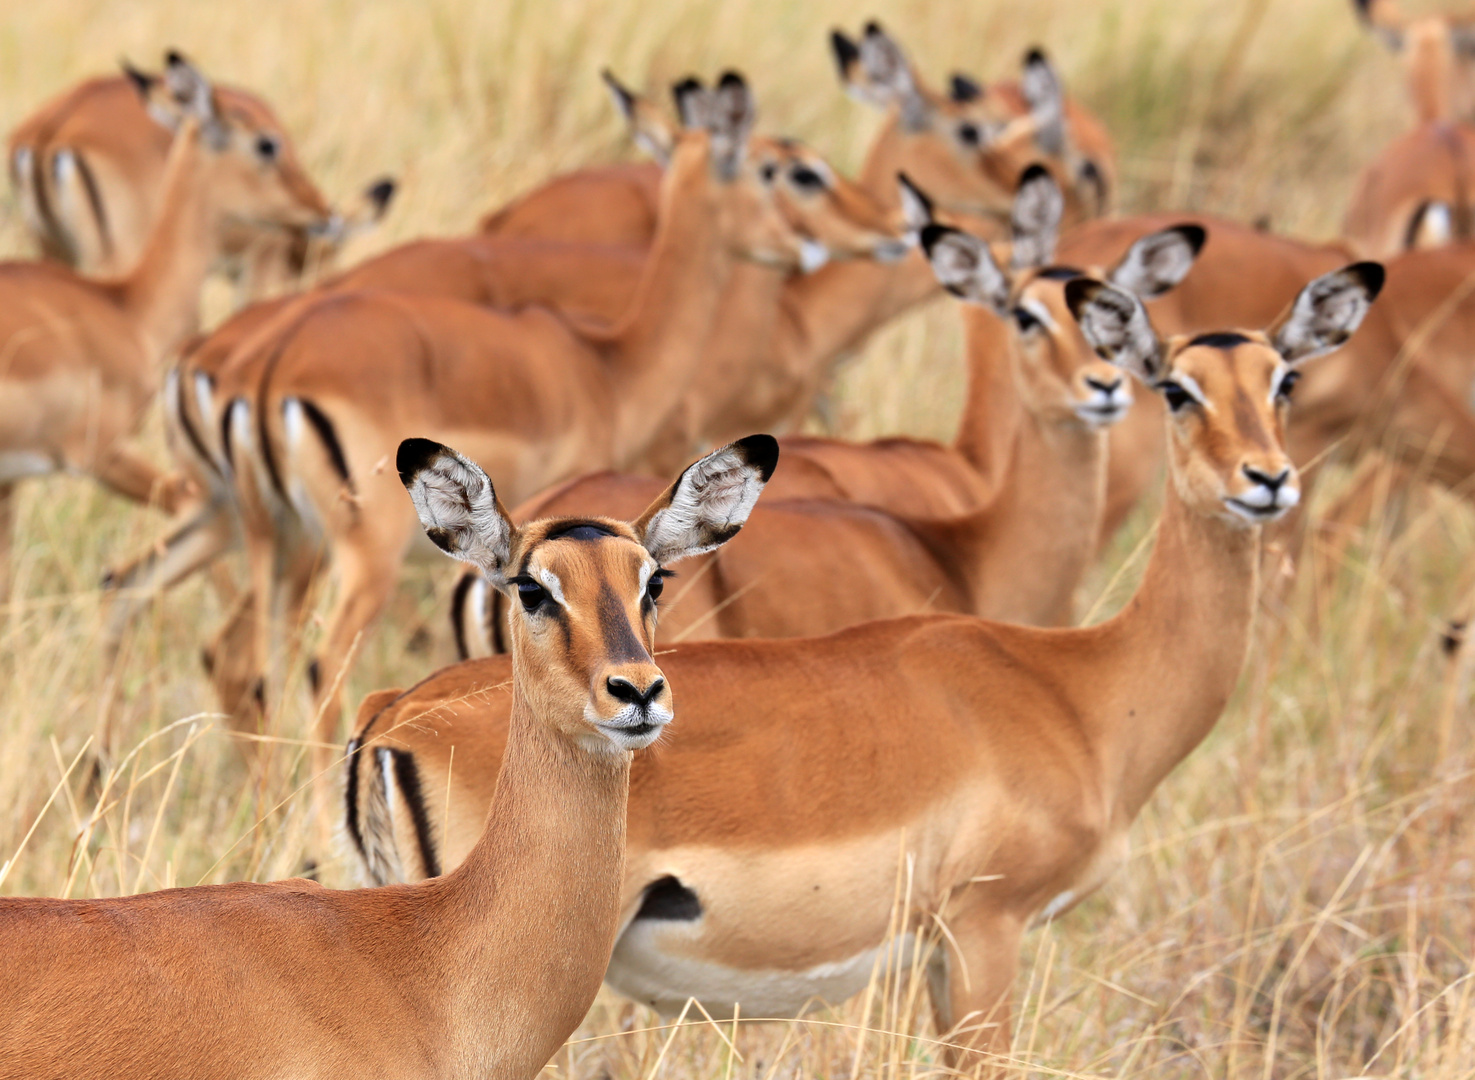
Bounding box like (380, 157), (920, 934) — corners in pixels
(303, 529), (407, 855)
(926, 907), (1022, 1076)
(90, 442), (190, 513)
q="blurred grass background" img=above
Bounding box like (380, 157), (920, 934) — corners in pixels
(1, 0), (1474, 1075)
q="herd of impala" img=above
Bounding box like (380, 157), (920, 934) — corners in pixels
(1, 5), (1474, 1076)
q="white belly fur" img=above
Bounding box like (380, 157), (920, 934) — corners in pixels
(608, 925), (919, 1019)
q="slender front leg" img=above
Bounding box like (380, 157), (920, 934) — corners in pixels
(926, 904), (1022, 1076)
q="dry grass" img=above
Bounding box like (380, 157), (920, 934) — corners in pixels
(2, 0), (1475, 1075)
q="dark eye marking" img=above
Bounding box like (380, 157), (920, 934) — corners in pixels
(511, 576), (550, 613)
(1158, 381), (1194, 412)
(789, 164), (826, 191)
(1276, 370), (1301, 400)
(1012, 307), (1042, 334)
(957, 122), (981, 148)
(255, 134), (280, 162)
(759, 161), (779, 183)
(646, 570), (668, 603)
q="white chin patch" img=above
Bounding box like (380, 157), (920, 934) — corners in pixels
(1224, 486), (1298, 524)
(799, 239), (830, 274)
(589, 701), (673, 751)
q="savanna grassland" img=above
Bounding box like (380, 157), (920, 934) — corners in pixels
(0, 0), (1473, 1075)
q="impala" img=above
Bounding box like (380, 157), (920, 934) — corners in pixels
(6, 51), (388, 298)
(1354, 0), (1475, 124)
(207, 74), (807, 795)
(1342, 120), (1475, 258)
(452, 175), (1206, 655)
(0, 435), (773, 1080)
(346, 264), (1383, 1069)
(0, 54), (333, 590)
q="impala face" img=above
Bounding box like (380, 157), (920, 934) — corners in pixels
(144, 51), (333, 235)
(505, 520), (672, 752)
(1066, 261), (1386, 527)
(400, 435), (779, 752)
(757, 139), (909, 264)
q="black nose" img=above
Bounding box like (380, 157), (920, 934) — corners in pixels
(606, 676), (666, 708)
(1085, 375), (1122, 394)
(1243, 465), (1290, 491)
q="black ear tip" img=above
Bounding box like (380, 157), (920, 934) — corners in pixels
(718, 70), (747, 91)
(1024, 46), (1049, 67)
(831, 29), (860, 69)
(949, 73), (984, 102)
(368, 177), (397, 211)
(1018, 163), (1051, 187)
(396, 437), (444, 485)
(1352, 0), (1373, 20)
(1176, 223), (1208, 254)
(734, 434), (780, 482)
(918, 223), (958, 257)
(1063, 276), (1101, 315)
(864, 20), (885, 37)
(1351, 260), (1386, 298)
(165, 48), (186, 68)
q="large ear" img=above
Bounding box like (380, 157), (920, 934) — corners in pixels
(1065, 278), (1165, 385)
(1268, 262), (1385, 364)
(1354, 0), (1406, 51)
(671, 76), (708, 129)
(1106, 224), (1207, 298)
(397, 438), (517, 584)
(831, 29), (867, 94)
(119, 59), (158, 101)
(708, 71), (756, 180)
(859, 21), (931, 129)
(949, 72), (984, 103)
(634, 435), (779, 565)
(921, 224), (1010, 313)
(1009, 164), (1063, 270)
(163, 50), (217, 123)
(604, 69), (676, 166)
(1020, 48), (1065, 156)
(896, 172), (935, 237)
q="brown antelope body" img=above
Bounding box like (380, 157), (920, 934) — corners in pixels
(347, 265), (1382, 1068)
(0, 435), (772, 1080)
(0, 55), (334, 588)
(6, 53), (384, 298)
(451, 184), (1207, 655)
(211, 76), (808, 796)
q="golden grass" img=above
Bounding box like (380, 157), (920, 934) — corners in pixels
(2, 0), (1475, 1075)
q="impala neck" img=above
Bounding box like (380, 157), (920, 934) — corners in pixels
(1088, 462), (1261, 822)
(951, 307), (1026, 487)
(920, 395), (1105, 627)
(119, 121), (218, 360)
(604, 141), (734, 463)
(780, 253), (938, 369)
(429, 683), (629, 1077)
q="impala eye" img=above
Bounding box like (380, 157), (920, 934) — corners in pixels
(957, 122), (981, 148)
(1275, 370), (1301, 400)
(789, 164), (826, 191)
(1159, 381), (1194, 412)
(759, 161), (779, 184)
(647, 571), (667, 603)
(255, 134), (280, 163)
(515, 579), (549, 613)
(1012, 307), (1042, 334)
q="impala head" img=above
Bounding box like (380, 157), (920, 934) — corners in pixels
(755, 139), (910, 264)
(832, 23), (1090, 222)
(399, 436), (779, 752)
(1067, 262), (1385, 525)
(920, 169), (1205, 429)
(1354, 0), (1475, 121)
(607, 69), (812, 272)
(131, 51), (334, 236)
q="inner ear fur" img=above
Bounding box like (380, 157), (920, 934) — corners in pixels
(1065, 277), (1165, 385)
(921, 224), (1010, 313)
(1107, 224), (1208, 299)
(1269, 262), (1386, 364)
(635, 435), (779, 565)
(1009, 164), (1063, 271)
(397, 438), (517, 585)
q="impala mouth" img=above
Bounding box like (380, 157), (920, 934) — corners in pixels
(594, 702), (673, 750)
(1073, 400), (1130, 427)
(1224, 488), (1299, 524)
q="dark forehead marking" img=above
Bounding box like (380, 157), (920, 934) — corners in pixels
(598, 580), (649, 664)
(1187, 330), (1253, 350)
(545, 521), (620, 541)
(1036, 265), (1085, 281)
